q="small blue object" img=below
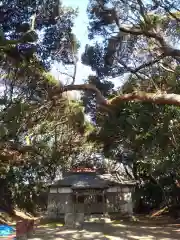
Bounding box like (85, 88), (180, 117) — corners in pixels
(0, 224), (15, 236)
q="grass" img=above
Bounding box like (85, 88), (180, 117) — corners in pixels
(38, 222), (64, 228)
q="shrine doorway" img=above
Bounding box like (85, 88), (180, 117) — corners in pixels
(72, 189), (106, 215)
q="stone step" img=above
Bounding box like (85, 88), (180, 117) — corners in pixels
(84, 214), (111, 223)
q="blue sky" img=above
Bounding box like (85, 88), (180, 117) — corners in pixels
(50, 0), (125, 91)
(63, 0), (89, 50)
(51, 0), (94, 86)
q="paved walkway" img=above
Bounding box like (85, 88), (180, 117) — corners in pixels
(30, 221), (180, 240)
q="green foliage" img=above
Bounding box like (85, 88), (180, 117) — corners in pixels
(83, 0), (180, 213)
(1, 0), (180, 216)
(1, 0), (79, 69)
(0, 1), (93, 215)
(88, 96), (180, 211)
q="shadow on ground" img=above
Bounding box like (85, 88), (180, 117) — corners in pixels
(30, 221), (180, 240)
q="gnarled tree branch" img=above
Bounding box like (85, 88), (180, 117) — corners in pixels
(109, 91), (180, 106)
(97, 1), (180, 58)
(62, 84), (108, 105)
(62, 83), (180, 109)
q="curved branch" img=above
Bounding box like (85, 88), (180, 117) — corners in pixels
(98, 2), (180, 57)
(118, 53), (165, 74)
(62, 84), (108, 105)
(62, 84), (180, 108)
(108, 91), (180, 106)
(118, 26), (180, 57)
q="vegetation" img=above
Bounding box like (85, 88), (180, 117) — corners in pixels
(81, 0), (180, 216)
(0, 0), (88, 215)
(1, 0), (180, 218)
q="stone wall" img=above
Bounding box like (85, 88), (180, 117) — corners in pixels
(106, 186), (133, 215)
(47, 193), (72, 219)
(47, 185), (134, 219)
(64, 213), (84, 228)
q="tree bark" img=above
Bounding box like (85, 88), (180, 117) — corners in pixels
(109, 91), (180, 106)
(62, 84), (180, 109)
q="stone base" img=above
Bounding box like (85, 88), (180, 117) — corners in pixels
(64, 213), (75, 228)
(64, 213), (84, 228)
(75, 213), (84, 228)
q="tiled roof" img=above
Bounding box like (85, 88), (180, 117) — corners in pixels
(51, 172), (135, 189)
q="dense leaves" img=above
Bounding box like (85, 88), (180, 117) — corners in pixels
(1, 0), (78, 69)
(0, 1), (88, 214)
(1, 0), (180, 216)
(82, 0), (180, 213)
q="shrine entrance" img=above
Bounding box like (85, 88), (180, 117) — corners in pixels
(72, 189), (106, 216)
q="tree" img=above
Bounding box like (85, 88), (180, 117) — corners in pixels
(87, 89), (180, 212)
(2, 1), (180, 114)
(78, 1), (180, 212)
(0, 0), (89, 215)
(1, 0), (78, 69)
(0, 87), (90, 212)
(0, 0), (81, 163)
(59, 0), (180, 110)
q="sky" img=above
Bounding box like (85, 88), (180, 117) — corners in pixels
(50, 0), (125, 95)
(50, 0), (94, 88)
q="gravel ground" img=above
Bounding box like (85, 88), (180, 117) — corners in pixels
(29, 221), (180, 240)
